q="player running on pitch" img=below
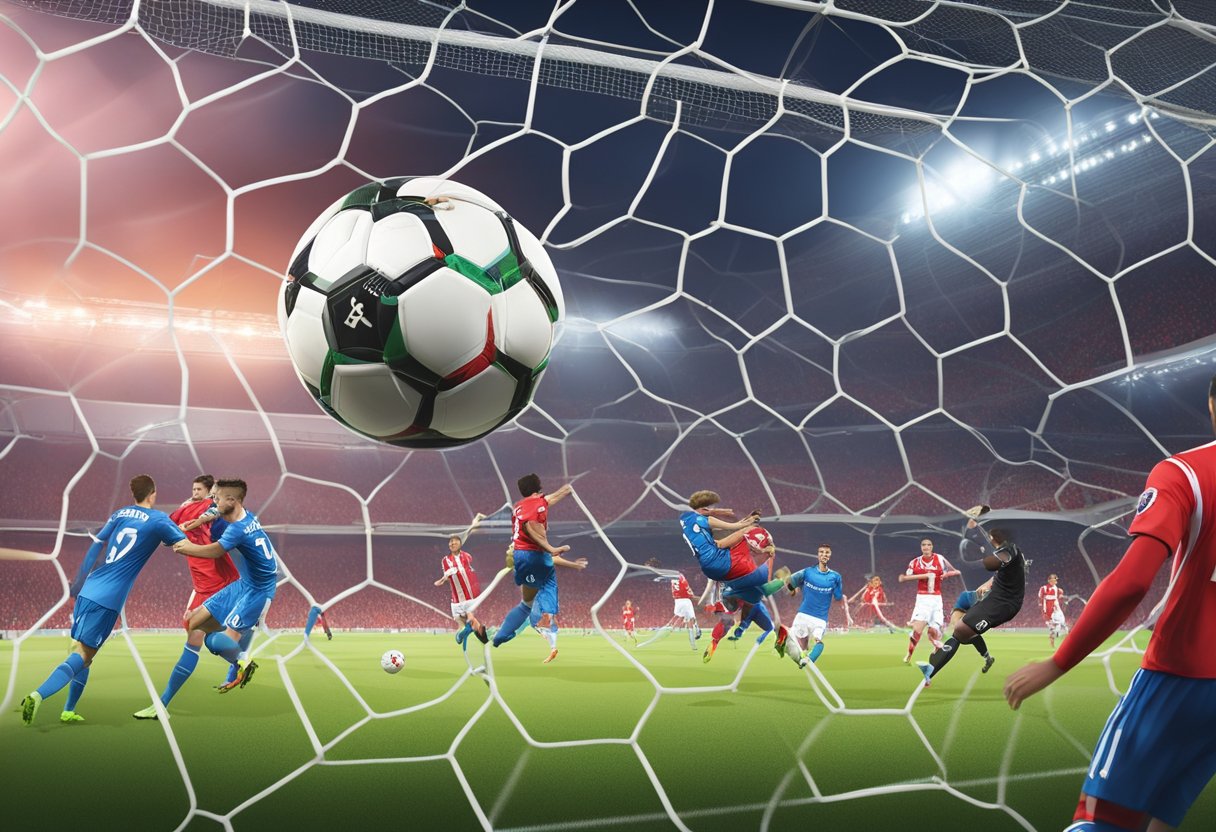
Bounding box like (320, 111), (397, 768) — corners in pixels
(781, 543), (852, 668)
(1037, 573), (1068, 649)
(899, 538), (960, 662)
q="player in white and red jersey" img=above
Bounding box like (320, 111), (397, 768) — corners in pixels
(1037, 573), (1068, 649)
(1005, 376), (1216, 831)
(434, 535), (487, 647)
(850, 575), (897, 632)
(621, 600), (638, 645)
(898, 539), (960, 662)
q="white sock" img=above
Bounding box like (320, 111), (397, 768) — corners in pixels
(687, 625), (696, 648)
(544, 628), (558, 649)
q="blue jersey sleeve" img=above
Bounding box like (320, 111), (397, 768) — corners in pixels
(789, 569), (806, 590)
(218, 522), (242, 552)
(159, 514), (186, 546)
(833, 573), (843, 600)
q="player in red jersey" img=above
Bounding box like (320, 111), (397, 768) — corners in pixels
(1037, 573), (1068, 649)
(898, 539), (960, 663)
(493, 474), (584, 664)
(1005, 376), (1216, 831)
(850, 575), (897, 633)
(621, 600), (638, 645)
(435, 535), (487, 647)
(133, 475), (241, 719)
(670, 572), (701, 650)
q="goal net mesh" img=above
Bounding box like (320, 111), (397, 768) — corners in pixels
(2, 0), (1215, 828)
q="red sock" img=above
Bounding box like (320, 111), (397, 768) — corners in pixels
(907, 631), (921, 655)
(712, 620), (728, 645)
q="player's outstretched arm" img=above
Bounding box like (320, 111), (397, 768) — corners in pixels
(553, 555), (588, 570)
(1004, 534), (1170, 710)
(545, 483), (573, 506)
(898, 572), (931, 583)
(172, 539), (227, 559)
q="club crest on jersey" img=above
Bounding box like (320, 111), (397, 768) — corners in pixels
(1136, 487), (1158, 515)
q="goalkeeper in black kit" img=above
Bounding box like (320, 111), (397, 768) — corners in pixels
(918, 508), (1027, 686)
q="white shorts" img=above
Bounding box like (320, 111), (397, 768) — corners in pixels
(790, 612), (827, 643)
(1049, 607), (1066, 625)
(451, 597), (479, 618)
(673, 598), (695, 620)
(910, 595), (944, 629)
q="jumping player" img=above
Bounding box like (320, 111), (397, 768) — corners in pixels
(1037, 573), (1068, 649)
(899, 538), (960, 663)
(22, 476), (186, 725)
(917, 521), (1024, 684)
(679, 490), (785, 608)
(1004, 377), (1216, 831)
(949, 576), (994, 630)
(493, 474), (574, 655)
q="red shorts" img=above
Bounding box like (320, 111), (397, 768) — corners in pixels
(184, 587), (224, 631)
(705, 601), (728, 614)
(623, 621), (635, 632)
(724, 540), (761, 581)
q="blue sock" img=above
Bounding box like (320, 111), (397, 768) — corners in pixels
(225, 663), (238, 684)
(305, 605), (321, 637)
(750, 604), (774, 643)
(64, 666), (90, 711)
(160, 644), (201, 706)
(810, 642), (825, 663)
(493, 602), (532, 647)
(36, 652), (85, 700)
(238, 630), (253, 654)
(204, 631), (241, 665)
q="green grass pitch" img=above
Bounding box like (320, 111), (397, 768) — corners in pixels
(2, 630), (1213, 831)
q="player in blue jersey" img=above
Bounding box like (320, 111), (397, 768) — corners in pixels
(780, 544), (852, 668)
(173, 478), (279, 693)
(679, 490), (785, 607)
(21, 475), (186, 725)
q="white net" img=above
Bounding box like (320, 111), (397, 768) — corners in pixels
(2, 0), (1215, 828)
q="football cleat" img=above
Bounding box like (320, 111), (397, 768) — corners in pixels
(20, 692), (42, 726)
(916, 661), (934, 687)
(774, 626), (789, 658)
(982, 654), (996, 674)
(132, 704), (162, 721)
(702, 642), (718, 664)
(59, 710), (84, 723)
(543, 648), (559, 664)
(217, 660), (258, 693)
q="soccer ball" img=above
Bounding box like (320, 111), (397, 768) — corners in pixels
(381, 649), (405, 674)
(278, 177), (564, 448)
(745, 526), (774, 554)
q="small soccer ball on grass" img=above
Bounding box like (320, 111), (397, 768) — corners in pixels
(278, 177), (565, 448)
(381, 649), (405, 674)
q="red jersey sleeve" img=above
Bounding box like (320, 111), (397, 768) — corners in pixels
(1127, 459), (1194, 552)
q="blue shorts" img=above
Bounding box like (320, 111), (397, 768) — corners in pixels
(512, 548), (554, 588)
(953, 591), (978, 612)
(529, 571), (560, 624)
(1082, 668), (1216, 826)
(70, 596), (119, 650)
(204, 580), (275, 633)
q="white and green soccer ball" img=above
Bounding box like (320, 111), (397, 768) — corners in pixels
(380, 649), (405, 674)
(278, 177), (563, 448)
